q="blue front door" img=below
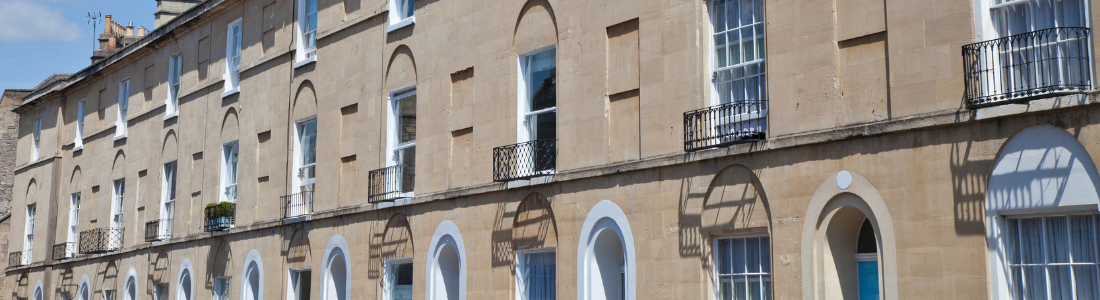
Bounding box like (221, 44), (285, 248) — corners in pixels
(857, 261), (879, 300)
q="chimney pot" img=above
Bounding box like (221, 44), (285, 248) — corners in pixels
(104, 15), (113, 33)
(137, 27), (146, 37)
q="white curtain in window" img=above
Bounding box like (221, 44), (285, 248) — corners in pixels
(523, 252), (555, 300)
(1007, 215), (1100, 299)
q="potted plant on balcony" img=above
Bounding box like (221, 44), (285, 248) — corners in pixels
(205, 202), (235, 230)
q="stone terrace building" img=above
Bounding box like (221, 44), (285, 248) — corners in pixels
(5, 0), (1100, 299)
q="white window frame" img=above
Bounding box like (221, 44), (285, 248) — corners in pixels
(214, 277), (231, 300)
(111, 179), (124, 232)
(292, 117), (317, 194)
(154, 284), (169, 300)
(516, 46), (557, 144)
(32, 116), (41, 161)
(67, 193), (80, 257)
(515, 248), (555, 300)
(166, 54), (182, 119)
(116, 80), (129, 139)
(220, 142), (240, 203)
(223, 18), (243, 97)
(295, 0), (319, 66)
(386, 86), (416, 197)
(383, 258), (413, 300)
(161, 163), (177, 238)
(1001, 212), (1100, 299)
(706, 0), (768, 134)
(386, 0), (415, 32)
(75, 99), (85, 151)
(711, 232), (771, 300)
(23, 203), (35, 264)
(287, 267), (311, 300)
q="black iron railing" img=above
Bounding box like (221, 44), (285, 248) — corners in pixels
(79, 228), (124, 254)
(683, 100), (767, 152)
(963, 27), (1092, 108)
(282, 191), (314, 218)
(8, 251), (26, 267)
(145, 219), (172, 242)
(53, 242), (76, 260)
(493, 139), (556, 182)
(204, 203), (235, 232)
(368, 165), (414, 203)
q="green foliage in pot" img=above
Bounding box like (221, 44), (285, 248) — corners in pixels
(205, 202), (235, 218)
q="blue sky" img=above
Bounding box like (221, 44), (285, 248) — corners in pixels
(0, 0), (156, 91)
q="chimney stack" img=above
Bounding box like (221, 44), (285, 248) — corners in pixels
(155, 0), (203, 28)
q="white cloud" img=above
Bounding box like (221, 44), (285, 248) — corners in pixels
(0, 1), (83, 42)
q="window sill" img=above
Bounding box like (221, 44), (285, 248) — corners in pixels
(220, 87), (239, 99)
(386, 17), (415, 33)
(293, 56), (316, 69)
(163, 112), (179, 121)
(113, 134), (127, 142)
(73, 145), (82, 152)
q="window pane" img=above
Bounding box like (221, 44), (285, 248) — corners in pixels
(746, 237), (760, 273)
(719, 277), (733, 300)
(527, 49), (556, 111)
(528, 112), (556, 141)
(1073, 265), (1100, 299)
(301, 121), (317, 165)
(1007, 218), (1021, 264)
(524, 252), (556, 300)
(1050, 265), (1073, 300)
(397, 95), (416, 144)
(1070, 215), (1097, 263)
(1046, 216), (1070, 263)
(1019, 218), (1044, 264)
(398, 146), (415, 193)
(394, 263), (413, 300)
(732, 238), (746, 275)
(718, 239), (732, 275)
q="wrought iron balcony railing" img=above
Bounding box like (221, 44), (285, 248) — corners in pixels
(368, 165), (414, 203)
(79, 228), (124, 254)
(963, 27), (1092, 108)
(282, 191), (314, 218)
(493, 139), (556, 182)
(53, 242), (76, 260)
(204, 203), (235, 232)
(8, 250), (29, 267)
(145, 219), (172, 242)
(683, 100), (767, 152)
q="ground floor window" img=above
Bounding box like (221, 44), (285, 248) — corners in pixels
(1006, 214), (1100, 299)
(518, 250), (555, 300)
(385, 259), (413, 300)
(289, 269), (311, 300)
(214, 277), (231, 300)
(714, 235), (771, 300)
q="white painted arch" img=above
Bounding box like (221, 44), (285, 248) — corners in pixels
(321, 234), (350, 300)
(79, 274), (91, 300)
(426, 220), (467, 300)
(33, 280), (43, 300)
(177, 259), (194, 300)
(986, 125), (1100, 299)
(240, 249), (264, 300)
(577, 200), (636, 300)
(124, 267), (138, 300)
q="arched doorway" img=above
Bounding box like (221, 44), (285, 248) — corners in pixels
(426, 221), (466, 300)
(124, 277), (136, 300)
(325, 251), (347, 300)
(591, 227), (625, 300)
(801, 171), (898, 299)
(321, 235), (350, 300)
(178, 259), (194, 300)
(433, 243), (460, 300)
(577, 200), (635, 300)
